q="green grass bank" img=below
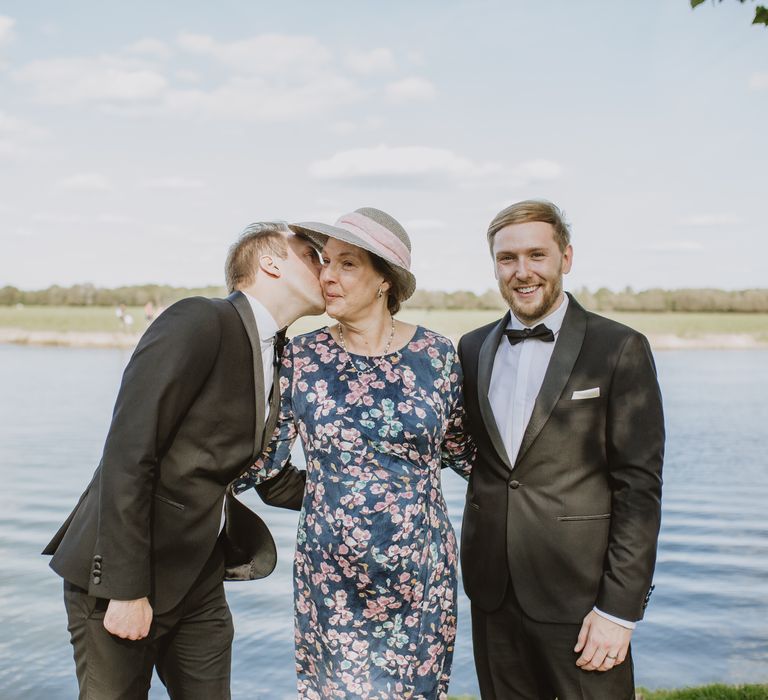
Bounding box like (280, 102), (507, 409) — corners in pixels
(1, 306), (768, 337)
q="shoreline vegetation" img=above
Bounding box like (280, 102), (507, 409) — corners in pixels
(447, 686), (768, 700)
(1, 306), (766, 350)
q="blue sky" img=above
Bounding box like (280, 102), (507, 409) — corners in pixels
(1, 1), (766, 292)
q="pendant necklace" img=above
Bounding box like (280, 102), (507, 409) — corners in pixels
(338, 316), (395, 374)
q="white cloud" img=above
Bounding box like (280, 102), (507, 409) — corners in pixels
(142, 176), (205, 190)
(175, 69), (200, 84)
(309, 145), (501, 183)
(32, 212), (88, 224)
(32, 212), (136, 225)
(385, 77), (437, 102)
(163, 74), (362, 121)
(56, 173), (112, 191)
(0, 15), (15, 45)
(405, 219), (446, 231)
(0, 111), (48, 159)
(641, 240), (704, 252)
(126, 38), (172, 58)
(345, 48), (395, 75)
(510, 159), (563, 181)
(330, 116), (385, 134)
(97, 214), (136, 225)
(748, 72), (768, 91)
(176, 32), (331, 76)
(14, 56), (167, 103)
(0, 111), (47, 139)
(678, 214), (743, 227)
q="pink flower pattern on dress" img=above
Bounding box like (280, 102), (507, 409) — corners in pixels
(235, 326), (474, 699)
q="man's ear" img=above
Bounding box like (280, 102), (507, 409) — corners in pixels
(258, 255), (281, 279)
(562, 244), (574, 275)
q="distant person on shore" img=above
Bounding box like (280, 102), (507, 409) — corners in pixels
(115, 302), (126, 330)
(144, 300), (156, 325)
(43, 222), (325, 698)
(458, 200), (665, 699)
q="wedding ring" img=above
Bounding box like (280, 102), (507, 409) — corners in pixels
(606, 654), (618, 660)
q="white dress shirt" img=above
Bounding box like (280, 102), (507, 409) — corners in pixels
(244, 292), (280, 420)
(488, 294), (635, 630)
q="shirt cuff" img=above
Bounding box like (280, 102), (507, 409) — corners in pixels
(593, 607), (637, 629)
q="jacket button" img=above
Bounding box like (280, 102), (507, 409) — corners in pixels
(92, 575), (101, 585)
(508, 480), (520, 489)
(93, 555), (103, 563)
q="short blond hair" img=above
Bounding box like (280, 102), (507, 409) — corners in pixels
(487, 199), (571, 254)
(225, 222), (289, 293)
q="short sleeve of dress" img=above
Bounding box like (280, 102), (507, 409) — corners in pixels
(441, 346), (475, 480)
(232, 341), (299, 493)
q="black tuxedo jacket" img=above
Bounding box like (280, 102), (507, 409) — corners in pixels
(458, 294), (664, 624)
(43, 292), (305, 615)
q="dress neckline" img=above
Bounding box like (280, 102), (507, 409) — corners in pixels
(323, 324), (423, 359)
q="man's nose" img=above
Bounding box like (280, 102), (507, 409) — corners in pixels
(514, 258), (531, 279)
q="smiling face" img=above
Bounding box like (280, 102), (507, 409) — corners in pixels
(493, 221), (573, 325)
(320, 238), (389, 323)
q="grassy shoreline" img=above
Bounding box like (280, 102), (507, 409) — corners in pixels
(1, 307), (767, 350)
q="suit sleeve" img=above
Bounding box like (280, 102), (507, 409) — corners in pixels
(598, 331), (665, 621)
(255, 462), (306, 511)
(93, 298), (221, 600)
(441, 342), (476, 480)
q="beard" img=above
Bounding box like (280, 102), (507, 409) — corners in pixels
(499, 269), (564, 326)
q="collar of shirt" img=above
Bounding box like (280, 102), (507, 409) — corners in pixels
(243, 292), (280, 346)
(507, 293), (569, 337)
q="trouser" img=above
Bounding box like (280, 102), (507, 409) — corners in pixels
(63, 541), (233, 700)
(471, 583), (634, 700)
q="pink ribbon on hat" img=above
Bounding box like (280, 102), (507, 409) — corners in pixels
(335, 212), (411, 269)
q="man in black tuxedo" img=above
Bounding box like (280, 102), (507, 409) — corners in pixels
(458, 200), (664, 699)
(43, 222), (326, 698)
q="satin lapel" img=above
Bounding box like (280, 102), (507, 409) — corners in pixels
(515, 294), (587, 466)
(226, 291), (266, 461)
(477, 311), (514, 470)
(261, 361), (281, 448)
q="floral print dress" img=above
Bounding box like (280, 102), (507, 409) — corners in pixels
(234, 326), (474, 699)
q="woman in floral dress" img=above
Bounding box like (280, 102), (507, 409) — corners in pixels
(235, 208), (474, 699)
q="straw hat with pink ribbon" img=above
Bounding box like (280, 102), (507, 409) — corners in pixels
(289, 207), (416, 302)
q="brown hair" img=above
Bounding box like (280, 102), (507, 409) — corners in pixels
(487, 199), (571, 254)
(370, 253), (406, 316)
(225, 222), (289, 293)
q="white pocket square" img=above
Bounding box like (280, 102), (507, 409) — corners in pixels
(571, 387), (600, 400)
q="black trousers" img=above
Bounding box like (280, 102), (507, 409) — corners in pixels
(471, 584), (634, 700)
(64, 542), (233, 700)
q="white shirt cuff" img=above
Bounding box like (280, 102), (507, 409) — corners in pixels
(593, 606), (636, 629)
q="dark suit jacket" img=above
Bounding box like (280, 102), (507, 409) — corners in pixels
(458, 293), (664, 624)
(43, 292), (305, 615)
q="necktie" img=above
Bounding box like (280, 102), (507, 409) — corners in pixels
(504, 323), (555, 346)
(273, 328), (289, 366)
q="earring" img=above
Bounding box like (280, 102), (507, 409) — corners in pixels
(377, 287), (383, 299)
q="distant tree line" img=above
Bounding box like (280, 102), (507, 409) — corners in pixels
(0, 283), (226, 308)
(1, 283), (767, 312)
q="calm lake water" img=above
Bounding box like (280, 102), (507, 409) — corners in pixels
(0, 344), (767, 698)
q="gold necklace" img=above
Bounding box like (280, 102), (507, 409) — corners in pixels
(337, 316), (396, 374)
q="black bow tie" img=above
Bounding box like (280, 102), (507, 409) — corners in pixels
(504, 324), (555, 346)
(273, 328), (289, 366)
